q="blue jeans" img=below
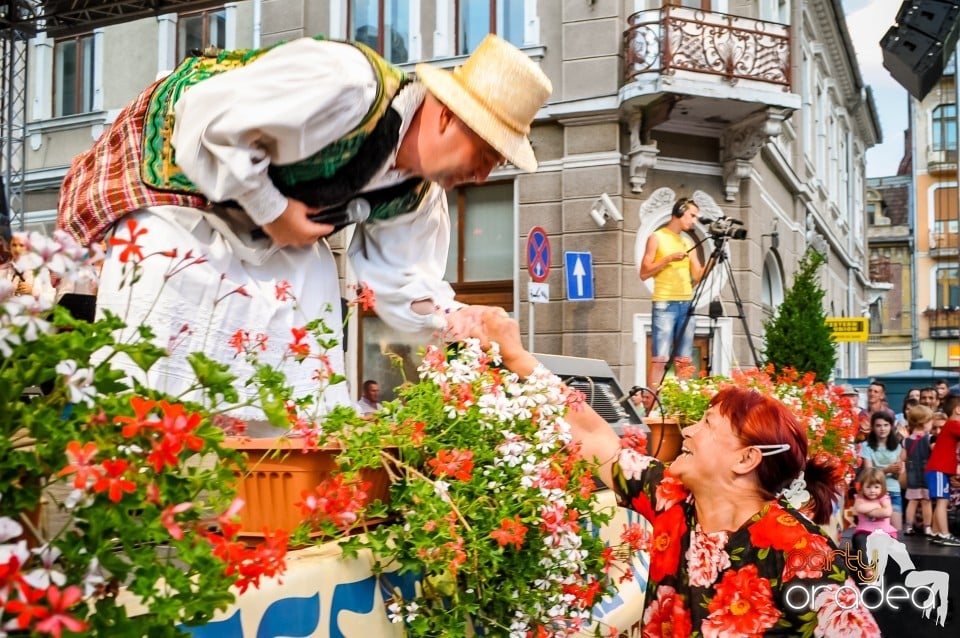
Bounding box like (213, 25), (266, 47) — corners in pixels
(651, 300), (695, 361)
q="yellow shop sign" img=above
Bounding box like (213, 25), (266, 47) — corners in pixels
(825, 317), (869, 342)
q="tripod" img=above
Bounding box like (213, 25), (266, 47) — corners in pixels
(664, 232), (759, 378)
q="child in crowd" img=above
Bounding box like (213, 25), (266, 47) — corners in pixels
(931, 411), (947, 445)
(902, 405), (933, 537)
(859, 410), (904, 530)
(853, 467), (898, 581)
(924, 392), (960, 546)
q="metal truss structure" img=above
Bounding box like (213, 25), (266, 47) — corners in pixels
(1, 0), (225, 234)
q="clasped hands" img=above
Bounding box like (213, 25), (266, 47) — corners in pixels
(262, 198), (334, 247)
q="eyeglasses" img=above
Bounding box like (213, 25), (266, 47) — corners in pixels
(753, 443), (791, 457)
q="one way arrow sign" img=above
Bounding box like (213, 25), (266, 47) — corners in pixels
(564, 251), (594, 301)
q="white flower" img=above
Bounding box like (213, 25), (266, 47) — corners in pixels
(23, 545), (67, 589)
(0, 517), (23, 543)
(82, 557), (106, 597)
(387, 602), (402, 623)
(55, 359), (97, 405)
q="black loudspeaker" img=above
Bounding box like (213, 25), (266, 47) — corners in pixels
(881, 0), (960, 101)
(897, 0), (960, 40)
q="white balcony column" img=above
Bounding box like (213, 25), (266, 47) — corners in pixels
(157, 13), (178, 76)
(408, 0), (422, 60)
(224, 3), (238, 50)
(91, 28), (104, 112)
(434, 0), (453, 58)
(30, 31), (53, 121)
(523, 0), (539, 46)
(329, 1), (346, 40)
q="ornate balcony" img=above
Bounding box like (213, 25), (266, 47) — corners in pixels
(925, 308), (960, 339)
(620, 6), (800, 199)
(624, 6), (791, 90)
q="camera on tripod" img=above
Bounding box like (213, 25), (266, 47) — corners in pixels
(704, 216), (747, 240)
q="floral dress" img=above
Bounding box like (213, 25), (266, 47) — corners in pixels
(612, 453), (881, 637)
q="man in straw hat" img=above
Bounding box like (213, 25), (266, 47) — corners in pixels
(57, 34), (551, 417)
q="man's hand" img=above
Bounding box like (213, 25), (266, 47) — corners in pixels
(15, 281), (32, 296)
(667, 251), (688, 263)
(262, 198), (335, 247)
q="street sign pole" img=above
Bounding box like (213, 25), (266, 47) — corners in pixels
(526, 227), (551, 352)
(529, 299), (535, 352)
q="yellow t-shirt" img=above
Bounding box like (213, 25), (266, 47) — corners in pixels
(651, 227), (693, 301)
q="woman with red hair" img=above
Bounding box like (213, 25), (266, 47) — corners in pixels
(478, 310), (880, 637)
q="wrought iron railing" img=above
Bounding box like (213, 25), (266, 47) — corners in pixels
(624, 6), (791, 90)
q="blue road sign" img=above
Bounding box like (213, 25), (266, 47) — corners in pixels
(564, 252), (594, 301)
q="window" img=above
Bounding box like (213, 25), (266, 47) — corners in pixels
(457, 0), (524, 55)
(761, 252), (783, 312)
(349, 0), (409, 63)
(936, 267), (959, 308)
(868, 301), (882, 334)
(54, 34), (95, 117)
(932, 104), (957, 152)
(933, 186), (958, 249)
(759, 0), (790, 23)
(359, 181), (514, 400)
(444, 182), (515, 308)
(178, 7), (226, 59)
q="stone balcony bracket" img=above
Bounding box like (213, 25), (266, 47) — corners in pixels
(719, 107), (791, 201)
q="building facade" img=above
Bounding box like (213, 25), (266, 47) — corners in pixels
(865, 170), (913, 375)
(16, 0), (879, 398)
(908, 54), (959, 370)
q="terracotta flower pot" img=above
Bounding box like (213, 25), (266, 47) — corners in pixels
(643, 417), (684, 463)
(223, 437), (392, 539)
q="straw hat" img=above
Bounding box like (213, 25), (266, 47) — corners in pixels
(415, 34), (552, 173)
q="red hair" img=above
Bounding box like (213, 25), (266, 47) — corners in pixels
(709, 387), (843, 524)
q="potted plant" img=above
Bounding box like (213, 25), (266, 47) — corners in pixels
(0, 230), (289, 636)
(3, 227), (636, 637)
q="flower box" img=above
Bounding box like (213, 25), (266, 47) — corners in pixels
(224, 437), (392, 539)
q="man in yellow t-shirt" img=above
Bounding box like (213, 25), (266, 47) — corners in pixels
(639, 197), (704, 389)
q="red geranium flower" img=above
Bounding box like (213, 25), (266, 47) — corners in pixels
(427, 449), (474, 482)
(108, 218), (147, 263)
(490, 515), (528, 550)
(702, 564), (781, 638)
(57, 441), (101, 489)
(648, 504), (687, 582)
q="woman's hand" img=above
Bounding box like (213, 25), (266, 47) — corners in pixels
(262, 198), (334, 247)
(478, 309), (538, 376)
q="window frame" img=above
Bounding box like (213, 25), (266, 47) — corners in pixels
(935, 266), (960, 309)
(176, 6), (227, 60)
(455, 0), (526, 55)
(931, 103), (957, 152)
(346, 0), (410, 63)
(53, 33), (95, 118)
(445, 182), (515, 310)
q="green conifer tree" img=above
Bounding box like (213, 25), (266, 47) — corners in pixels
(762, 249), (837, 382)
